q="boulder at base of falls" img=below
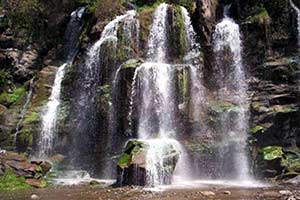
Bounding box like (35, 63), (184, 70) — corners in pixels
(0, 151), (51, 188)
(116, 139), (181, 187)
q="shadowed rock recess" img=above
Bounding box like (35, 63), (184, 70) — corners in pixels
(0, 0), (300, 190)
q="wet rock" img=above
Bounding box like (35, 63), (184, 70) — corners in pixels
(287, 196), (297, 200)
(40, 161), (52, 175)
(121, 59), (144, 69)
(1, 48), (39, 81)
(116, 139), (180, 186)
(223, 190), (231, 195)
(0, 151), (51, 186)
(116, 140), (148, 186)
(50, 154), (65, 163)
(25, 178), (47, 188)
(262, 191), (281, 198)
(279, 190), (293, 195)
(200, 191), (216, 196)
(195, 0), (218, 46)
(90, 180), (100, 185)
(285, 175), (300, 184)
(31, 194), (39, 199)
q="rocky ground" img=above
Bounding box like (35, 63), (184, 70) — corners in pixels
(0, 184), (300, 200)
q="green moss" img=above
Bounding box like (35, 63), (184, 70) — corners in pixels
(208, 100), (238, 114)
(175, 5), (186, 58)
(262, 146), (283, 161)
(23, 112), (40, 124)
(187, 140), (214, 153)
(139, 5), (156, 47)
(245, 5), (270, 25)
(118, 140), (148, 168)
(0, 169), (32, 191)
(117, 153), (130, 167)
(122, 59), (143, 69)
(168, 5), (186, 60)
(0, 87), (26, 106)
(177, 67), (189, 106)
(18, 128), (33, 148)
(100, 84), (111, 99)
(250, 125), (266, 134)
(272, 106), (299, 113)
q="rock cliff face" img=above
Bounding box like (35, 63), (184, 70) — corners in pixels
(0, 0), (300, 181)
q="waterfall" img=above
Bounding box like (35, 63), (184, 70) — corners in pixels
(181, 6), (206, 123)
(38, 64), (67, 158)
(37, 6), (86, 158)
(212, 9), (252, 181)
(135, 3), (176, 140)
(130, 3), (187, 186)
(13, 77), (35, 147)
(147, 3), (168, 62)
(290, 0), (300, 47)
(69, 10), (138, 172)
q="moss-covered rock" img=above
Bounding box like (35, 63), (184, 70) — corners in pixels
(121, 59), (144, 69)
(262, 146), (283, 161)
(0, 151), (51, 190)
(167, 5), (186, 62)
(0, 87), (26, 107)
(116, 139), (181, 186)
(245, 5), (271, 25)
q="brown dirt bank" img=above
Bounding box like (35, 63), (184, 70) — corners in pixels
(0, 184), (299, 200)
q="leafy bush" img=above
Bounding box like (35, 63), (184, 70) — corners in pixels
(23, 111), (40, 124)
(0, 87), (25, 106)
(0, 170), (32, 191)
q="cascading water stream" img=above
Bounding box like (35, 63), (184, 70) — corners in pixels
(181, 6), (206, 123)
(212, 8), (252, 181)
(290, 0), (300, 47)
(13, 77), (35, 147)
(68, 10), (138, 173)
(131, 3), (189, 186)
(135, 3), (176, 140)
(36, 6), (86, 158)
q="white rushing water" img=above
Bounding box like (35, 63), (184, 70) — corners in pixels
(67, 10), (138, 178)
(213, 10), (251, 181)
(290, 0), (300, 47)
(144, 139), (182, 186)
(131, 3), (186, 187)
(135, 62), (176, 140)
(13, 77), (35, 146)
(181, 6), (206, 123)
(147, 3), (168, 62)
(38, 64), (67, 158)
(37, 7), (87, 158)
(86, 10), (137, 73)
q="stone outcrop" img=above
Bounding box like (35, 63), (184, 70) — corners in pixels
(0, 151), (51, 187)
(116, 139), (180, 186)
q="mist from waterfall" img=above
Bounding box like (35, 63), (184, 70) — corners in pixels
(212, 9), (252, 181)
(36, 6), (86, 158)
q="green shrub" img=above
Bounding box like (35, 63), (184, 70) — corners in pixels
(23, 112), (40, 124)
(0, 170), (32, 191)
(0, 87), (25, 106)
